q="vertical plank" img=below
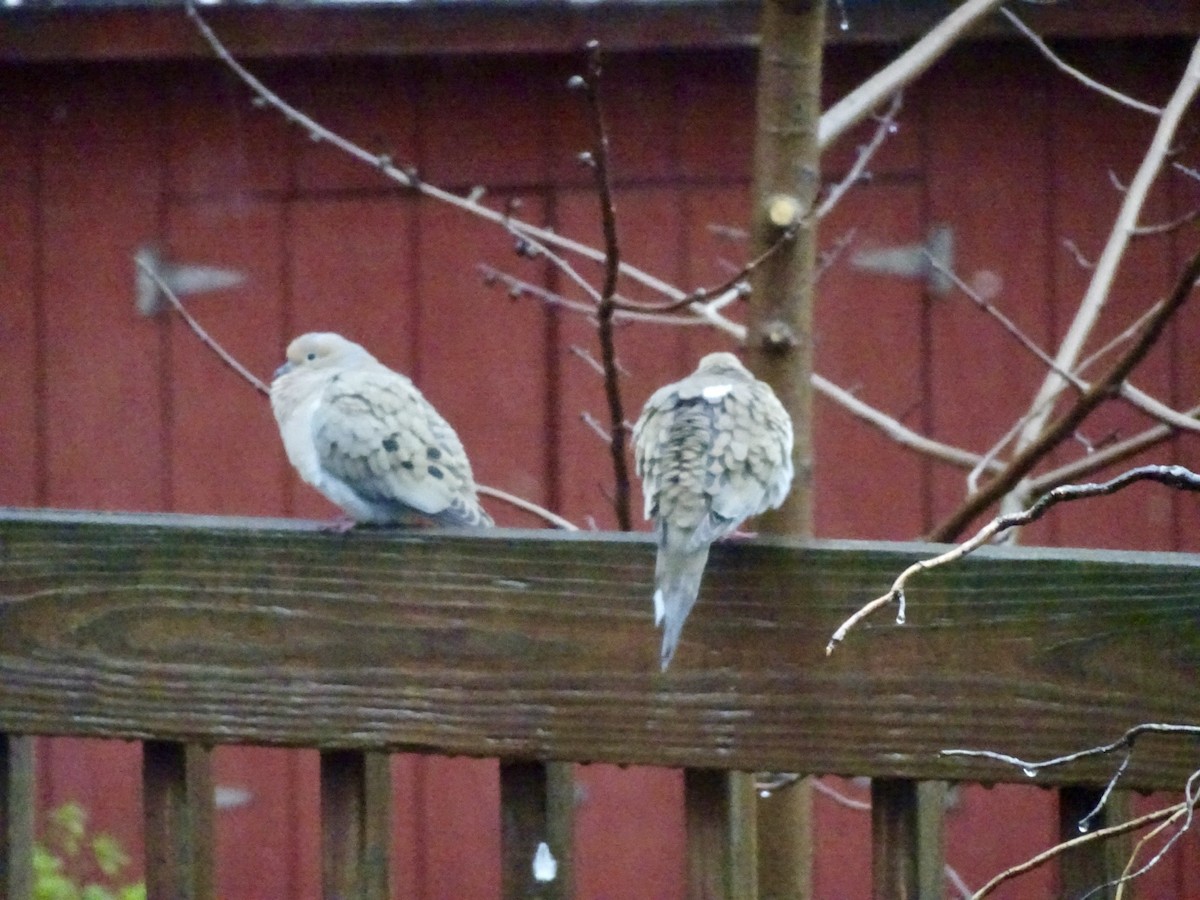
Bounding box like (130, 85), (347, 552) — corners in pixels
(500, 761), (574, 899)
(686, 770), (757, 900)
(143, 741), (215, 900)
(0, 736), (34, 900)
(871, 779), (943, 900)
(320, 750), (391, 900)
(757, 778), (812, 900)
(1058, 787), (1132, 900)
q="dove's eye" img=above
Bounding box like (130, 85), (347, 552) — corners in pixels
(306, 352), (317, 361)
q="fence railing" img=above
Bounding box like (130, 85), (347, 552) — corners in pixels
(1, 508), (1198, 898)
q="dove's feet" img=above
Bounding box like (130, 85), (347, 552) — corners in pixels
(723, 529), (758, 541)
(322, 516), (358, 534)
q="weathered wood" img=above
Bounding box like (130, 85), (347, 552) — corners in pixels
(0, 735), (33, 900)
(1, 510), (1198, 788)
(320, 750), (391, 900)
(143, 741), (215, 900)
(499, 761), (573, 899)
(756, 777), (812, 900)
(871, 779), (915, 900)
(915, 782), (945, 900)
(686, 770), (757, 900)
(1057, 786), (1133, 900)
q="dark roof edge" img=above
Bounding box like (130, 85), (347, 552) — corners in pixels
(0, 1), (1195, 65)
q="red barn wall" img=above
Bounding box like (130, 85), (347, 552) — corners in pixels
(2, 35), (1198, 899)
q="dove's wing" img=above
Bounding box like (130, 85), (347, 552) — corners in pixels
(312, 367), (492, 526)
(634, 359), (793, 669)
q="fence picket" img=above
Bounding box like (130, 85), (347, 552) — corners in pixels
(1058, 786), (1133, 900)
(143, 741), (215, 900)
(0, 735), (33, 900)
(320, 750), (391, 900)
(871, 778), (944, 900)
(500, 761), (574, 899)
(685, 770), (757, 899)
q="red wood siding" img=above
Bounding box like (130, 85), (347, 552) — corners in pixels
(2, 35), (1198, 898)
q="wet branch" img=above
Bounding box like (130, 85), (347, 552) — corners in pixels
(931, 245), (1200, 542)
(576, 42), (632, 531)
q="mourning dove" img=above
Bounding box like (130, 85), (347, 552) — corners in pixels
(633, 352), (793, 670)
(270, 332), (493, 528)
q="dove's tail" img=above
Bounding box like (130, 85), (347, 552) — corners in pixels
(654, 531), (711, 671)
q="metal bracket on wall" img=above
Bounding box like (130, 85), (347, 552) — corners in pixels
(850, 224), (954, 297)
(134, 245), (246, 317)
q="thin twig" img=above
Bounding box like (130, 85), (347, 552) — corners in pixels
(135, 255), (270, 395)
(932, 244), (1200, 542)
(813, 374), (997, 472)
(1000, 7), (1162, 116)
(186, 1), (697, 317)
(943, 722), (1200, 773)
(928, 254), (1086, 394)
(828, 464), (1200, 652)
(576, 42), (632, 532)
(608, 226), (795, 315)
(1029, 400), (1200, 494)
(816, 92), (902, 220)
(1132, 207), (1200, 237)
(819, 0), (1007, 148)
(476, 485), (579, 531)
(964, 802), (1186, 899)
(815, 228), (859, 283)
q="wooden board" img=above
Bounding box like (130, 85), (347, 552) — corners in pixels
(0, 509), (1197, 792)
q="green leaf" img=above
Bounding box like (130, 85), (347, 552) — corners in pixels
(48, 803), (87, 857)
(91, 834), (130, 878)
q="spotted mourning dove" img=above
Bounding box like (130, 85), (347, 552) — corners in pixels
(270, 332), (493, 528)
(633, 352), (794, 670)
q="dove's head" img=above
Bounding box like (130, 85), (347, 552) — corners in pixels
(694, 351), (751, 380)
(274, 332), (377, 380)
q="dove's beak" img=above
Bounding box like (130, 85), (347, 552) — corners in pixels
(273, 361), (294, 380)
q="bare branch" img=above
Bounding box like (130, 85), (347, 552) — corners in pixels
(1132, 207), (1200, 237)
(929, 254), (1086, 393)
(815, 228), (859, 283)
(1000, 8), (1162, 116)
(476, 485), (579, 531)
(186, 1), (699, 314)
(816, 92), (903, 220)
(814, 374), (996, 472)
(944, 722), (1200, 774)
(933, 245), (1200, 542)
(1029, 401), (1200, 494)
(576, 43), (632, 532)
(609, 225), (795, 315)
(963, 801), (1188, 900)
(1118, 383), (1200, 434)
(135, 255), (269, 396)
(1009, 39), (1200, 464)
(1062, 237), (1096, 270)
(829, 464), (1200, 653)
(819, 0), (1007, 149)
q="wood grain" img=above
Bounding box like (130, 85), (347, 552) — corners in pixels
(0, 509), (1198, 790)
(0, 735), (33, 900)
(320, 750), (391, 900)
(144, 741), (215, 900)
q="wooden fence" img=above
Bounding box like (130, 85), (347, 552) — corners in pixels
(1, 507), (1198, 898)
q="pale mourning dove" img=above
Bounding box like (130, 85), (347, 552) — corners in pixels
(633, 352), (793, 670)
(270, 332), (493, 528)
